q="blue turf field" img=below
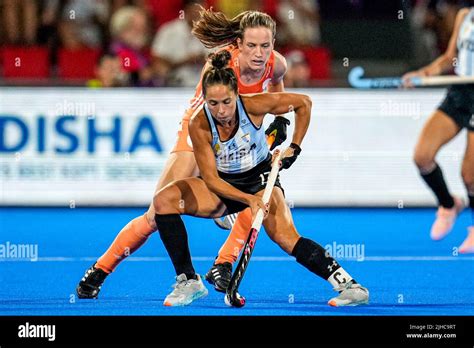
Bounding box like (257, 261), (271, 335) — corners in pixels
(0, 207), (473, 316)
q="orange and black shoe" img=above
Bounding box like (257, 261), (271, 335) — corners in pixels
(76, 264), (109, 299)
(205, 261), (232, 293)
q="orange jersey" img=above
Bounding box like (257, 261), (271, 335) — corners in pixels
(183, 46), (276, 122)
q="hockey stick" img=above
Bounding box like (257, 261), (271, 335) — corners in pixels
(224, 149), (283, 308)
(348, 66), (474, 89)
(213, 134), (277, 231)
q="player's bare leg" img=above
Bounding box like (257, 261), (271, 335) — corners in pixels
(414, 110), (464, 240)
(144, 151), (199, 228)
(460, 131), (474, 253)
(153, 177), (229, 306)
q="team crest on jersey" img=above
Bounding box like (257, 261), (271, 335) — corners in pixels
(262, 78), (272, 91)
(241, 133), (251, 143)
(214, 143), (220, 153)
(462, 24), (470, 37)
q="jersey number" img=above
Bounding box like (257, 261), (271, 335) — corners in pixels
(259, 172), (270, 186)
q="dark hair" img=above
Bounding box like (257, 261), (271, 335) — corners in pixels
(183, 0), (204, 8)
(202, 50), (238, 96)
(192, 6), (276, 49)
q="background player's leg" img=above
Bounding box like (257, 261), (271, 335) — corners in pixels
(414, 110), (461, 206)
(205, 208), (252, 292)
(460, 131), (474, 253)
(262, 188), (369, 306)
(95, 213), (155, 273)
(413, 110), (463, 240)
(215, 210), (252, 264)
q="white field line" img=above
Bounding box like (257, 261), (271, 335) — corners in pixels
(1, 256), (473, 262)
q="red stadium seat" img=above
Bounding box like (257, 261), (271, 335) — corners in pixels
(301, 46), (332, 80)
(2, 46), (50, 78)
(58, 48), (101, 80)
(280, 45), (332, 80)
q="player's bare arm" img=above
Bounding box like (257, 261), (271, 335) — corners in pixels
(188, 111), (262, 208)
(242, 93), (311, 146)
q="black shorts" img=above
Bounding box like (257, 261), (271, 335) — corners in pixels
(216, 154), (284, 215)
(438, 84), (474, 131)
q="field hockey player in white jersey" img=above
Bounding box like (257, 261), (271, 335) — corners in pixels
(403, 4), (474, 252)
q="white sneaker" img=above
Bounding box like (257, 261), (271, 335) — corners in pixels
(163, 274), (208, 307)
(213, 213), (237, 230)
(328, 281), (369, 307)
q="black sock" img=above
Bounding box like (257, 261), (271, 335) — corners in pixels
(291, 237), (345, 280)
(469, 195), (474, 225)
(154, 214), (196, 280)
(420, 164), (454, 208)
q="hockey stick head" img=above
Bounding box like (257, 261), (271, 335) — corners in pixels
(224, 291), (246, 308)
(348, 66), (367, 88)
(348, 66), (408, 88)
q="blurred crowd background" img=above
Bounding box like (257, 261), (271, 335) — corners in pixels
(0, 0), (471, 87)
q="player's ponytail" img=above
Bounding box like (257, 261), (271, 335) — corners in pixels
(202, 50), (238, 96)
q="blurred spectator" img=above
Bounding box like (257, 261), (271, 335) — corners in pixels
(207, 0), (262, 18)
(435, 0), (463, 52)
(56, 0), (109, 49)
(277, 0), (321, 47)
(283, 49), (311, 87)
(37, 0), (62, 47)
(110, 6), (159, 86)
(2, 0), (39, 45)
(87, 54), (130, 87)
(410, 0), (463, 60)
(151, 0), (209, 87)
(410, 0), (440, 66)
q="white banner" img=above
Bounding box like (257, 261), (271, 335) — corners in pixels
(0, 88), (467, 206)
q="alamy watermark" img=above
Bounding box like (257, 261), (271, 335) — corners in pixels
(0, 241), (38, 261)
(380, 100), (421, 119)
(54, 99), (96, 119)
(18, 322), (55, 341)
(325, 241), (365, 261)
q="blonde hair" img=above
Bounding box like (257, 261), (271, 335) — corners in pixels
(110, 6), (145, 38)
(192, 7), (276, 49)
